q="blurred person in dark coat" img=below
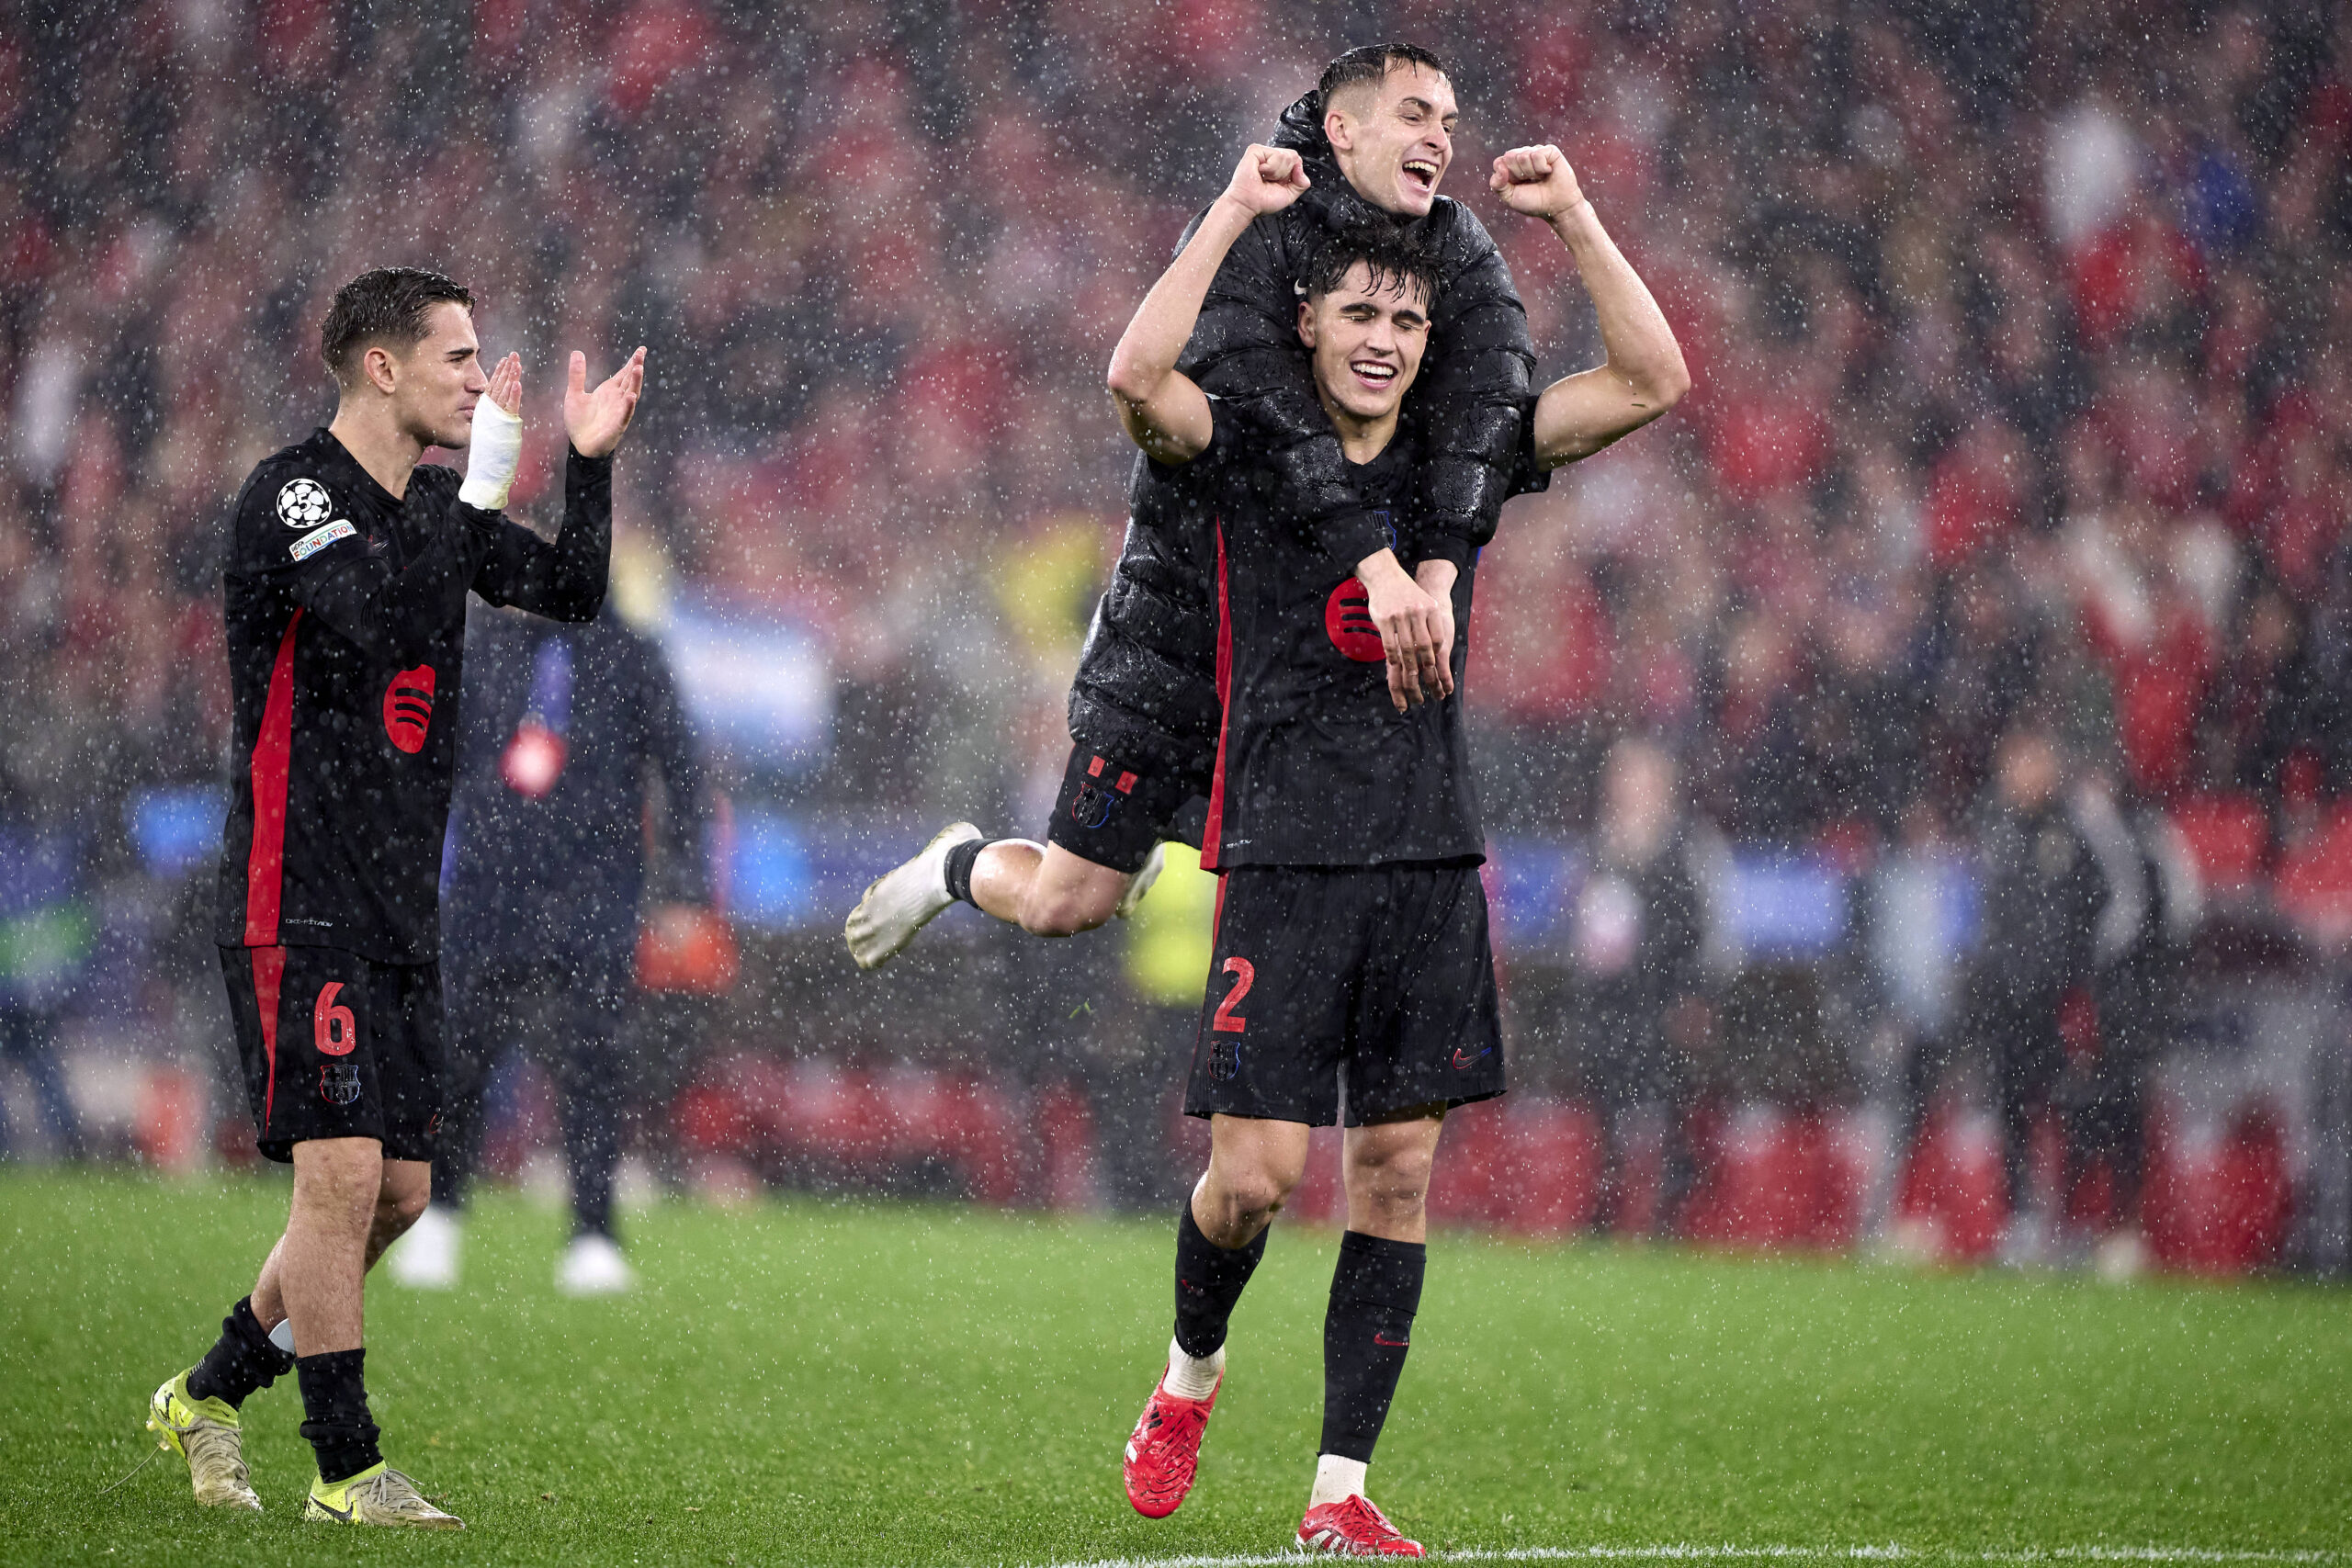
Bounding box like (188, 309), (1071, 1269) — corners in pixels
(1962, 716), (2104, 1263)
(2066, 774), (2199, 1277)
(390, 562), (711, 1297)
(1571, 736), (1708, 1235)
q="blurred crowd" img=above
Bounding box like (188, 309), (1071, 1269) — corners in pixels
(3, 1), (2350, 1265)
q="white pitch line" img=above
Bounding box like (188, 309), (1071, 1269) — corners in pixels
(1022, 1549), (2346, 1568)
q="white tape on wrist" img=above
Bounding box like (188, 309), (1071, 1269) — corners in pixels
(458, 396), (523, 511)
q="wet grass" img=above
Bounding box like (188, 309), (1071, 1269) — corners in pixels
(0, 1168), (2346, 1565)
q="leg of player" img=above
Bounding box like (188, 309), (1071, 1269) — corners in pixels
(847, 828), (1163, 967)
(969, 839), (1144, 935)
(1125, 1115), (1310, 1518)
(1296, 1108), (1445, 1560)
(849, 747), (1184, 967)
(150, 1138), (417, 1515)
(244, 1142), (460, 1528)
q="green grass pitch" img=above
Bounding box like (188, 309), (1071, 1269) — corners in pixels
(1, 1170), (2346, 1566)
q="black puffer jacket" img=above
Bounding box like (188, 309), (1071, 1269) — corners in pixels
(1066, 90), (1542, 789)
(1066, 449), (1224, 791)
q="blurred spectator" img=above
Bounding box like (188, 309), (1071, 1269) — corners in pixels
(395, 593), (712, 1297)
(1569, 737), (1707, 1235)
(2066, 775), (2201, 1274)
(1962, 718), (2105, 1261)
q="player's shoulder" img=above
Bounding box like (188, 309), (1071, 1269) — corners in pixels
(1422, 196), (1503, 275)
(410, 460), (461, 501)
(229, 430), (368, 570)
(232, 428), (368, 535)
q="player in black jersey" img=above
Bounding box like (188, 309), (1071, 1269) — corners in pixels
(146, 267), (645, 1528)
(1108, 144), (1686, 1557)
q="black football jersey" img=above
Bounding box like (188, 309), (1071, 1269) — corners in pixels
(212, 427), (611, 963)
(1195, 413), (1484, 871)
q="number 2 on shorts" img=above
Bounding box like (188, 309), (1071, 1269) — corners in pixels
(1212, 956), (1254, 1034)
(314, 982), (356, 1057)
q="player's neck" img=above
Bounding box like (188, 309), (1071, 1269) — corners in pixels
(1333, 157), (1414, 220)
(1316, 389), (1399, 466)
(326, 406), (426, 502)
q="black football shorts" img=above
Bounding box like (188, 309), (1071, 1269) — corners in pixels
(220, 944), (444, 1163)
(1185, 863), (1506, 1126)
(1046, 746), (1203, 874)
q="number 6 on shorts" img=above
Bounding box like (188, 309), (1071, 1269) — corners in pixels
(314, 982), (356, 1057)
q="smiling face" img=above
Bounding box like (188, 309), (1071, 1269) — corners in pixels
(379, 301), (489, 450)
(1296, 260), (1432, 425)
(1323, 62), (1458, 217)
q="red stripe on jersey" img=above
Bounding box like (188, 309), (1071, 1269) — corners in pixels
(1201, 521), (1234, 872)
(243, 610), (303, 945)
(251, 945), (287, 1133)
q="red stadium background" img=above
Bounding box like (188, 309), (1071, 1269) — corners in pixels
(2, 0), (2348, 1278)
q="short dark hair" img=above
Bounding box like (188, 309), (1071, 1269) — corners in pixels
(1317, 43), (1447, 109)
(1302, 221), (1443, 312)
(321, 266), (473, 384)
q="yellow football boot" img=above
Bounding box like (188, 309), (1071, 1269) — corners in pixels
(304, 1461), (464, 1529)
(147, 1370), (261, 1510)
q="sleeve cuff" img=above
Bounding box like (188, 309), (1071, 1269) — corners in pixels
(1416, 534), (1475, 571)
(1319, 509), (1395, 573)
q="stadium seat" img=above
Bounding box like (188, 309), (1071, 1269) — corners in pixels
(2169, 793), (2270, 897)
(2143, 1099), (2291, 1274)
(1490, 1100), (1601, 1236)
(1892, 1107), (2007, 1262)
(134, 1065), (207, 1175)
(1034, 1081), (1100, 1212)
(2274, 802), (2352, 944)
(1682, 1104), (1868, 1250)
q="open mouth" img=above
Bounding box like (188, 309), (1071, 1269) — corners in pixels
(1402, 158), (1439, 195)
(1351, 359), (1398, 389)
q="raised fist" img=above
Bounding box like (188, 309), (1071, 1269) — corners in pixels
(1489, 144), (1586, 220)
(1219, 143), (1311, 218)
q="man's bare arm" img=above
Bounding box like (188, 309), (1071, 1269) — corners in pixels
(1106, 144), (1309, 465)
(1490, 145), (1690, 469)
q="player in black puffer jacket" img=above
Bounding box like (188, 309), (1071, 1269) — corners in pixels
(848, 44), (1544, 968)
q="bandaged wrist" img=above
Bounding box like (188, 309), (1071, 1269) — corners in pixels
(458, 396), (523, 511)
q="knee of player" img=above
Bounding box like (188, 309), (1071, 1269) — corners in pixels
(379, 1184), (429, 1235)
(1349, 1151), (1436, 1211)
(1224, 1168), (1303, 1225)
(1019, 888), (1111, 938)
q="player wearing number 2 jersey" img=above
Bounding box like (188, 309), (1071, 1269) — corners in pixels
(1103, 122), (1686, 1558)
(147, 267), (645, 1530)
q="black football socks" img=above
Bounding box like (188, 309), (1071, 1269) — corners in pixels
(1172, 1201), (1268, 1359)
(944, 837), (995, 906)
(1318, 1230), (1427, 1462)
(296, 1348), (384, 1483)
(187, 1296), (295, 1409)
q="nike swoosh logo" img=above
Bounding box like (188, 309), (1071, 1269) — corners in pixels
(312, 1495), (354, 1522)
(1374, 1333), (1410, 1348)
(1451, 1047), (1490, 1069)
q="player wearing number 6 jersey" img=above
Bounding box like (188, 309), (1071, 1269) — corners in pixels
(1106, 134), (1685, 1557)
(147, 267), (644, 1529)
